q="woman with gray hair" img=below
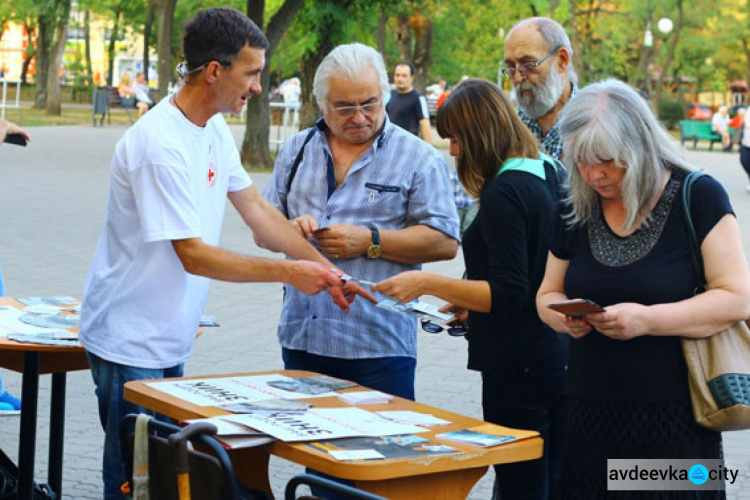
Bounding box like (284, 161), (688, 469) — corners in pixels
(537, 79), (749, 498)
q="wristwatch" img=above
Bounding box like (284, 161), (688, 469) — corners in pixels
(366, 228), (382, 259)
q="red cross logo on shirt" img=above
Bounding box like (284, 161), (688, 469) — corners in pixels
(207, 163), (217, 188)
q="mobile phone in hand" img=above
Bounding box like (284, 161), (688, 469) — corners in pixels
(547, 299), (604, 318)
(3, 133), (27, 146)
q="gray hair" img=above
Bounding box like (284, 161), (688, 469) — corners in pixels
(313, 43), (390, 110)
(560, 78), (691, 230)
(510, 17), (578, 86)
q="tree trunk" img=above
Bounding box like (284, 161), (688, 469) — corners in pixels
(106, 9), (121, 87)
(241, 0), (305, 168)
(143, 0), (156, 84)
(393, 14), (411, 64)
(155, 0), (177, 98)
(566, 0), (584, 83)
(84, 10), (93, 86)
(653, 0), (683, 117)
(35, 15), (50, 109)
(409, 10), (432, 93)
(21, 21), (36, 85)
(46, 11), (70, 115)
(377, 7), (387, 64)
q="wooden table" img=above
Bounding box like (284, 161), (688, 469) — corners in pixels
(0, 297), (88, 500)
(125, 370), (543, 499)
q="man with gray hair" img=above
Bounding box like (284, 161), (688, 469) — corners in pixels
(260, 43), (459, 400)
(502, 17), (578, 160)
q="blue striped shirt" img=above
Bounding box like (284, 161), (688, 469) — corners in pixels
(263, 117), (459, 359)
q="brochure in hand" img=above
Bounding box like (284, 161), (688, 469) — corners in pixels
(308, 434), (459, 462)
(375, 298), (453, 322)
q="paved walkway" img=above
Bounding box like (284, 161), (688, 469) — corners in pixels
(0, 125), (749, 499)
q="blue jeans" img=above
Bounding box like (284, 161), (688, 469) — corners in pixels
(483, 365), (567, 500)
(86, 352), (184, 500)
(282, 348), (416, 499)
(281, 348), (416, 400)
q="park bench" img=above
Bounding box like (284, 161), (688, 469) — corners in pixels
(678, 120), (736, 151)
(92, 86), (135, 126)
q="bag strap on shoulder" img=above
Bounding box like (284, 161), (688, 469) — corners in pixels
(286, 127), (317, 192)
(682, 170), (707, 293)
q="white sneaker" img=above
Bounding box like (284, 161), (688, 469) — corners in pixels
(745, 185), (750, 194)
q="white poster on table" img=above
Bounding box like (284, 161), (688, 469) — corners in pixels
(221, 407), (427, 442)
(147, 374), (338, 406)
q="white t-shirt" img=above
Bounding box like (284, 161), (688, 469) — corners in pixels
(281, 83), (301, 104)
(711, 112), (728, 133)
(80, 98), (252, 369)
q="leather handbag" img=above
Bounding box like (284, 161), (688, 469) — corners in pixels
(681, 171), (750, 431)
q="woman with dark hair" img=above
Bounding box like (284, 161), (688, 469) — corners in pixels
(537, 79), (750, 499)
(374, 78), (568, 499)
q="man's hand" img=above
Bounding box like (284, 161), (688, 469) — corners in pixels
(291, 214), (318, 239)
(313, 224), (370, 260)
(340, 280), (378, 306)
(287, 261), (343, 295)
(0, 119), (30, 144)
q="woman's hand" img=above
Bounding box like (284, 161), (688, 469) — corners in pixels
(584, 302), (649, 340)
(372, 271), (429, 303)
(439, 303), (469, 324)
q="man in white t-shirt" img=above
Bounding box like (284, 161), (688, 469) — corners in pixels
(79, 8), (372, 499)
(281, 76), (301, 103)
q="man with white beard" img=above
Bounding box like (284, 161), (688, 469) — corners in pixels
(502, 17), (578, 161)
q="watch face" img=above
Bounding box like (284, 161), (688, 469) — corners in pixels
(367, 244), (382, 259)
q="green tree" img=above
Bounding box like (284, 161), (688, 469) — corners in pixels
(242, 0), (307, 168)
(34, 0), (72, 115)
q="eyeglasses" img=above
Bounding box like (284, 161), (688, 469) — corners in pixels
(330, 100), (382, 118)
(500, 45), (562, 79)
(420, 318), (468, 337)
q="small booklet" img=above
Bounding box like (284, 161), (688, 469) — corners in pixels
(436, 429), (517, 447)
(336, 391), (393, 405)
(200, 315), (220, 327)
(436, 423), (538, 448)
(266, 375), (357, 395)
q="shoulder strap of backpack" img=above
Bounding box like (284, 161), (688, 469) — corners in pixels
(286, 127), (317, 192)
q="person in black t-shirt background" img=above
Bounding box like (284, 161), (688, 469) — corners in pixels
(386, 62), (432, 142)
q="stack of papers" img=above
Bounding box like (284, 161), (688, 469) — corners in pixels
(376, 410), (451, 427)
(336, 391), (393, 405)
(181, 416), (275, 449)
